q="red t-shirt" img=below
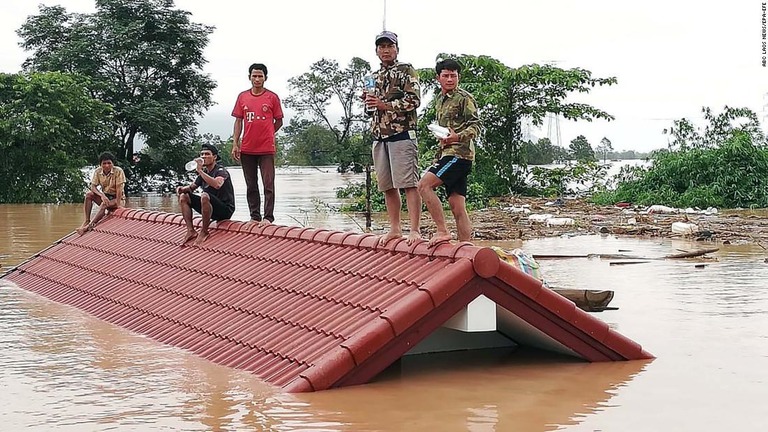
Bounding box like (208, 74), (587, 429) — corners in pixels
(232, 89), (284, 155)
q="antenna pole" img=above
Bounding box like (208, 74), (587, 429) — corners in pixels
(382, 0), (387, 30)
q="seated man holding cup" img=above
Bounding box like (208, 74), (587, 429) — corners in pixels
(176, 144), (236, 245)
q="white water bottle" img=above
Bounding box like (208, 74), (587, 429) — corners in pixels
(364, 74), (377, 113)
(185, 158), (203, 171)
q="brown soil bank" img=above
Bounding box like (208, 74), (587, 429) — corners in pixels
(466, 197), (768, 246)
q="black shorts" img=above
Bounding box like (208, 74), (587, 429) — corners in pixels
(427, 156), (472, 197)
(188, 192), (234, 221)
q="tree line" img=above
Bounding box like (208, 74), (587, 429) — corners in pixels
(3, 0), (764, 210)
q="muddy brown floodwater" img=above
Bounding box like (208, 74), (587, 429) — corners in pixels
(2, 167), (767, 431)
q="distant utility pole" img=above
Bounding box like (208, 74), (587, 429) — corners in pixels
(542, 60), (562, 147)
(546, 113), (562, 147)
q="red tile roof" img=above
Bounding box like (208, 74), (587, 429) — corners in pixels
(2, 208), (652, 392)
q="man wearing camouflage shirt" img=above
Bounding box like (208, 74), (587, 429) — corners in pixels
(364, 30), (422, 246)
(418, 58), (480, 246)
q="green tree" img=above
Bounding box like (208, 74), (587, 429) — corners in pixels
(0, 72), (113, 203)
(596, 137), (613, 162)
(17, 0), (216, 165)
(284, 57), (372, 172)
(522, 137), (571, 165)
(663, 106), (766, 150)
(418, 54), (616, 196)
(569, 135), (596, 161)
(281, 119), (338, 166)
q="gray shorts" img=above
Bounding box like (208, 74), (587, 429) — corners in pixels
(372, 137), (419, 191)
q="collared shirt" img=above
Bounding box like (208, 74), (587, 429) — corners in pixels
(369, 61), (421, 140)
(435, 88), (481, 161)
(194, 163), (236, 211)
(90, 166), (126, 198)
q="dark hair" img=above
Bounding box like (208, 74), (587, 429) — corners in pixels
(98, 152), (116, 163)
(436, 59), (462, 75)
(248, 63), (268, 77)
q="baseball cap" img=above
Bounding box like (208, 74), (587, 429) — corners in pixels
(200, 143), (221, 161)
(375, 30), (398, 45)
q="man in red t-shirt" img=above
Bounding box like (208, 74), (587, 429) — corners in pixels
(231, 63), (284, 225)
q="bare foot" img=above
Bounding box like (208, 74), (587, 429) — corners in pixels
(378, 231), (403, 246)
(181, 229), (197, 244)
(428, 233), (452, 248)
(76, 223), (93, 236)
(257, 219), (272, 227)
(194, 230), (210, 245)
(245, 219), (260, 224)
(406, 231), (422, 245)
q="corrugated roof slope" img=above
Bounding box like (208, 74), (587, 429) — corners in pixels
(2, 208), (652, 392)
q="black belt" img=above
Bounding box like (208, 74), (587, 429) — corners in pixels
(378, 131), (411, 142)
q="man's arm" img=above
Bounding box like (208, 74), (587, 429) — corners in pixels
(388, 65), (421, 112)
(197, 168), (225, 190)
(441, 94), (481, 147)
(456, 95), (481, 143)
(90, 183), (109, 202)
(232, 117), (243, 161)
(176, 181), (198, 195)
(274, 118), (283, 133)
(112, 169), (125, 206)
(88, 171), (107, 201)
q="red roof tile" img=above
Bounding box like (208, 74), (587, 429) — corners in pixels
(2, 208), (652, 392)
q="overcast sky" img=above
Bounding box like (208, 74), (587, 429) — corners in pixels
(2, 0), (767, 152)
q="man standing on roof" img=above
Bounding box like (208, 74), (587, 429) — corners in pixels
(418, 59), (480, 246)
(77, 151), (125, 235)
(176, 144), (235, 245)
(364, 30), (422, 246)
(231, 63), (284, 227)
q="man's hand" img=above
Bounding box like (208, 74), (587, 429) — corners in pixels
(439, 128), (459, 147)
(365, 94), (385, 111)
(232, 144), (241, 162)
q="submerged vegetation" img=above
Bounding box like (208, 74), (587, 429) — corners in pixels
(592, 107), (768, 208)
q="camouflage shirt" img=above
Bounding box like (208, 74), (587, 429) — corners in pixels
(435, 87), (480, 161)
(369, 61), (421, 140)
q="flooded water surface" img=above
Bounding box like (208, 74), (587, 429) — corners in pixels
(1, 167), (767, 431)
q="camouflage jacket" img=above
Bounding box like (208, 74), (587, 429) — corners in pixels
(369, 61), (421, 139)
(435, 87), (480, 160)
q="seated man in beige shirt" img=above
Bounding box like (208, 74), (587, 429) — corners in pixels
(77, 151), (125, 235)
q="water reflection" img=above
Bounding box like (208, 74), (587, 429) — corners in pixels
(294, 349), (649, 431)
